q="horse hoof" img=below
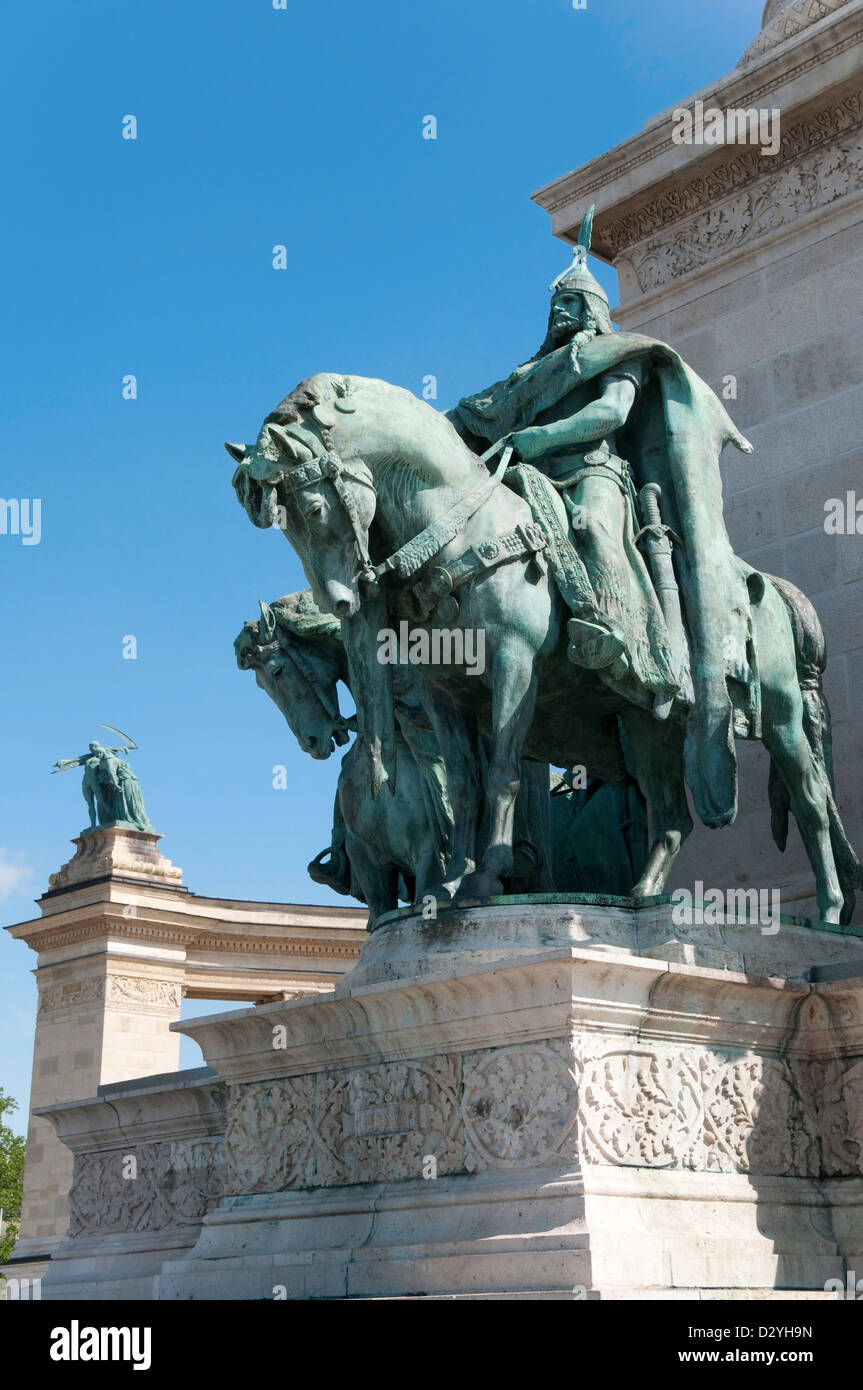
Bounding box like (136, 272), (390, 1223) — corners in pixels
(424, 883), (456, 906)
(454, 871), (505, 903)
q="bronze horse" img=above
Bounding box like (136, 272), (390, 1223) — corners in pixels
(229, 373), (860, 923)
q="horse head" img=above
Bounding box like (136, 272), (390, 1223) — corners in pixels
(234, 595), (351, 759)
(228, 387), (378, 619)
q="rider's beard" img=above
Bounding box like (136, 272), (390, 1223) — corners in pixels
(550, 317), (580, 344)
(534, 313), (596, 360)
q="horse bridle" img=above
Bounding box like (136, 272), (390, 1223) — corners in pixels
(270, 437), (515, 603)
(271, 451), (381, 597)
(280, 639), (344, 726)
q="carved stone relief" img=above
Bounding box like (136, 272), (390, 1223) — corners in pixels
(462, 1042), (579, 1172)
(226, 1056), (461, 1194)
(578, 1048), (702, 1169)
(574, 1041), (862, 1178)
(38, 974), (182, 1017)
(105, 975), (182, 1013)
(222, 1039), (863, 1195)
(67, 1137), (226, 1237)
(738, 0), (852, 68)
(38, 978), (105, 1017)
(64, 1040), (863, 1235)
(601, 93), (862, 290)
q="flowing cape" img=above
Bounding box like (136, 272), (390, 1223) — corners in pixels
(448, 332), (754, 827)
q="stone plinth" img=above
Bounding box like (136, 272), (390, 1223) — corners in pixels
(47, 826), (184, 891)
(532, 0), (863, 923)
(347, 893), (863, 988)
(2, 826), (365, 1284)
(125, 899), (863, 1300)
(37, 1069), (226, 1301)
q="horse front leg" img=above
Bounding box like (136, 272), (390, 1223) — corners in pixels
(621, 708), (693, 898)
(425, 693), (479, 899)
(515, 759), (557, 892)
(456, 641), (539, 901)
(344, 830), (400, 926)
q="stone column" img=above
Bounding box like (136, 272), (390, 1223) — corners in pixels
(3, 825), (367, 1287)
(532, 0), (863, 920)
(7, 828), (186, 1280)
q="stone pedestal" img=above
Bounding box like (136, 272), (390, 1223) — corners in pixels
(7, 829), (187, 1281)
(133, 899), (863, 1300)
(34, 1070), (227, 1302)
(3, 826), (365, 1285)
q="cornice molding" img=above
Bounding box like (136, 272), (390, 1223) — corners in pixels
(27, 916), (363, 960)
(533, 22), (862, 224)
(602, 84), (861, 254)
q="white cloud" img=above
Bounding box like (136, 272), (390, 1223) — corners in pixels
(0, 849), (34, 902)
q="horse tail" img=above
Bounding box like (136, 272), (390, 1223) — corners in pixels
(765, 573), (863, 922)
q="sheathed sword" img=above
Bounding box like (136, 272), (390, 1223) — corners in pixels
(636, 482), (685, 721)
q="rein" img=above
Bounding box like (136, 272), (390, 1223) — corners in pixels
(281, 641), (342, 723)
(275, 436), (515, 602)
(373, 438), (513, 586)
(269, 451), (380, 595)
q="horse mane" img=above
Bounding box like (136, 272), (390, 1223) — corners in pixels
(264, 375), (482, 478)
(271, 589), (342, 641)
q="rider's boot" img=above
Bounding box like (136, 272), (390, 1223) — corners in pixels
(566, 614), (631, 680)
(568, 609), (679, 714)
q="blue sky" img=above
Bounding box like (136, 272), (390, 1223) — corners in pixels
(0, 0), (763, 1120)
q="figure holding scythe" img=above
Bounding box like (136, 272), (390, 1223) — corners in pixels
(52, 725), (154, 833)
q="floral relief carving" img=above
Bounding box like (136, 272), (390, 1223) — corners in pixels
(38, 974), (182, 1017)
(226, 1056), (461, 1194)
(226, 1073), (348, 1194)
(573, 1042), (863, 1178)
(67, 1137), (225, 1237)
(462, 1042), (579, 1171)
(700, 1056), (814, 1175)
(818, 1057), (863, 1175)
(64, 1042), (863, 1240)
(579, 1049), (702, 1169)
(219, 1039), (863, 1197)
(344, 1057), (461, 1183)
(604, 94), (860, 252)
(597, 93), (862, 290)
(624, 128), (863, 291)
(38, 978), (105, 1016)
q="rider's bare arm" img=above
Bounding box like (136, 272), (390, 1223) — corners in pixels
(512, 375), (637, 462)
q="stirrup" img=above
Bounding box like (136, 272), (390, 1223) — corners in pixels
(567, 616), (627, 672)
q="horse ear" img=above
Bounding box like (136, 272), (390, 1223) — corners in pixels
(258, 600), (277, 643)
(225, 441), (246, 463)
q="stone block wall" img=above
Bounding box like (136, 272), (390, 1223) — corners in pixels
(534, 2), (863, 919)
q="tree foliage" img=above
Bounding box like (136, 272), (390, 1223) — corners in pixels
(0, 1090), (26, 1264)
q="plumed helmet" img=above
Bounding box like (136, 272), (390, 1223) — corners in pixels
(548, 205), (610, 312)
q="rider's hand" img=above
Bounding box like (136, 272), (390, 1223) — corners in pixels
(511, 426), (549, 461)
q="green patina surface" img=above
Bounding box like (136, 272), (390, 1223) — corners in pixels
(228, 207), (862, 930)
(52, 727), (153, 835)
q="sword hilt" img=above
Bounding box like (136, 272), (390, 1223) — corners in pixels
(636, 482), (683, 552)
(640, 481), (662, 528)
